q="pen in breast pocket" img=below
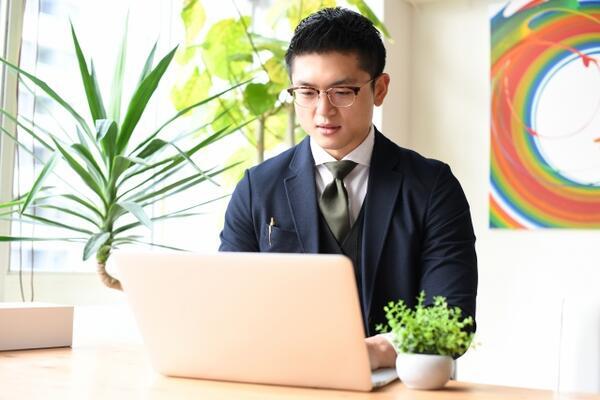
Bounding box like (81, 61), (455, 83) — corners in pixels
(268, 217), (276, 246)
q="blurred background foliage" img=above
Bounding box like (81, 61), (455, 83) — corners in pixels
(171, 0), (390, 187)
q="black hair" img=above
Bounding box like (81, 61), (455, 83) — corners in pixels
(284, 7), (386, 79)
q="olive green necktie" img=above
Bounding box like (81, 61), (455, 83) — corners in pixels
(318, 160), (357, 242)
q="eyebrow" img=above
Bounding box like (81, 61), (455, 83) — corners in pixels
(294, 78), (360, 87)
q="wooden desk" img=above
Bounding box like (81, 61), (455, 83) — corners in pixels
(1, 342), (599, 400)
(1, 305), (598, 400)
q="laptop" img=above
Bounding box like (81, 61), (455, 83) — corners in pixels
(114, 251), (398, 391)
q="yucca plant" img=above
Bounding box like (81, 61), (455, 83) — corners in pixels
(0, 23), (248, 290)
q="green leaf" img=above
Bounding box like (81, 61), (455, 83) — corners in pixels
(127, 239), (190, 252)
(116, 46), (178, 155)
(181, 0), (205, 43)
(211, 100), (250, 143)
(202, 17), (253, 80)
(35, 204), (99, 227)
(75, 125), (87, 145)
(137, 138), (168, 159)
(161, 194), (229, 217)
(264, 57), (288, 86)
(132, 80), (249, 155)
(70, 22), (107, 121)
(0, 109), (54, 150)
(112, 155), (132, 182)
(127, 239), (189, 251)
(167, 141), (220, 187)
(59, 194), (103, 219)
(221, 145), (253, 187)
(1, 126), (105, 206)
(0, 198), (25, 209)
(284, 0), (336, 29)
(0, 236), (84, 242)
(0, 126), (47, 166)
(119, 163), (186, 201)
(22, 212), (94, 235)
(119, 201), (152, 229)
(96, 119), (118, 162)
(175, 45), (199, 65)
(95, 119), (115, 141)
(347, 0), (391, 39)
(113, 203), (214, 235)
(249, 33), (287, 58)
(83, 232), (110, 261)
(243, 83), (275, 116)
(124, 156), (152, 167)
(72, 143), (106, 183)
(111, 234), (143, 245)
(0, 56), (93, 138)
(138, 42), (158, 85)
(20, 152), (58, 214)
(130, 169), (211, 204)
(51, 137), (107, 205)
(170, 67), (210, 112)
(109, 15), (128, 123)
(136, 162), (240, 205)
(128, 124), (231, 185)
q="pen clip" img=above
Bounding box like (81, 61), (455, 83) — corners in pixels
(268, 217), (275, 247)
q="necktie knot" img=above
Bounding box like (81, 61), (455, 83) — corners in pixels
(324, 160), (357, 180)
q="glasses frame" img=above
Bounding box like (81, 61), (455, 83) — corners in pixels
(286, 76), (379, 108)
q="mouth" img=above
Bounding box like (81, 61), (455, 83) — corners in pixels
(316, 124), (341, 135)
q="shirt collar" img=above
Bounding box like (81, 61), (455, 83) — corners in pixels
(310, 125), (374, 167)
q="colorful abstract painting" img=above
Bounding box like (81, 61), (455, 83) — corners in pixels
(490, 0), (600, 229)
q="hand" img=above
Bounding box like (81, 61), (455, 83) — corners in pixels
(365, 334), (397, 370)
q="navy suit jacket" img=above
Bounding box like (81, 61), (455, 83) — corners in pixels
(219, 129), (478, 335)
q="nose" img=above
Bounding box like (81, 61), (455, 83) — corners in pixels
(315, 91), (336, 116)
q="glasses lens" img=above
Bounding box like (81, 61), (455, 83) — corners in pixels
(328, 88), (356, 107)
(293, 88), (318, 107)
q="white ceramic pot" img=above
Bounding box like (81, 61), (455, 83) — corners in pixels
(395, 353), (453, 390)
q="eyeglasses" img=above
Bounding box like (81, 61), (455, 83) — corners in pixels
(286, 77), (378, 108)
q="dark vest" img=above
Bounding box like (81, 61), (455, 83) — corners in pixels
(318, 206), (367, 331)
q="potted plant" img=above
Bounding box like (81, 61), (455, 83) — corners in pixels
(0, 22), (248, 290)
(377, 291), (475, 390)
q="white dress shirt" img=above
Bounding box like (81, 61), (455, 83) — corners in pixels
(310, 125), (374, 225)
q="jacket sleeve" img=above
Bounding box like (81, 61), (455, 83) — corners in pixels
(419, 164), (478, 328)
(219, 170), (260, 252)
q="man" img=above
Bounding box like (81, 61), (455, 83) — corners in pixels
(219, 7), (477, 369)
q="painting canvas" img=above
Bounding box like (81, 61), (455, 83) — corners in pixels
(490, 0), (600, 229)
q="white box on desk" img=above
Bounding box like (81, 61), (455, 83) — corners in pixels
(0, 303), (74, 351)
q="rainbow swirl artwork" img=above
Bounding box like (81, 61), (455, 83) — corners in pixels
(490, 0), (600, 229)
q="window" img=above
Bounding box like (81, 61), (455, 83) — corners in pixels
(5, 0), (239, 277)
(1, 0), (383, 280)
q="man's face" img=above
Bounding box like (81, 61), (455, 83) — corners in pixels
(290, 52), (389, 160)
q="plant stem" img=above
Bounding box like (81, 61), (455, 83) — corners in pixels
(96, 244), (122, 290)
(287, 105), (295, 147)
(257, 116), (265, 163)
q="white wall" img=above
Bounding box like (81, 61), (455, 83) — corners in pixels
(382, 0), (412, 147)
(382, 0), (600, 392)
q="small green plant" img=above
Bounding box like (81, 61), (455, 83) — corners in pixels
(377, 291), (475, 357)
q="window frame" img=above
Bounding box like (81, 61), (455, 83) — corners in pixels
(0, 0), (25, 302)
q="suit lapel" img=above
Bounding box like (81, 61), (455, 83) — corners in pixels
(362, 130), (404, 317)
(284, 138), (319, 253)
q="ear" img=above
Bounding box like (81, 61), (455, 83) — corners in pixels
(373, 73), (390, 106)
